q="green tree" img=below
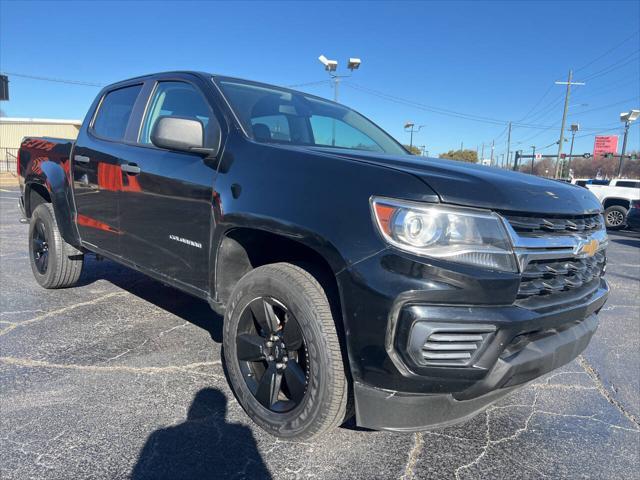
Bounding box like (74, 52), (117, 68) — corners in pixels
(439, 149), (478, 163)
(403, 144), (422, 155)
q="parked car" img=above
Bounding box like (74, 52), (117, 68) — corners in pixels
(626, 200), (640, 231)
(17, 71), (609, 440)
(571, 178), (610, 187)
(582, 178), (640, 229)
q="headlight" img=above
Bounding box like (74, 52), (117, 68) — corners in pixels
(371, 197), (517, 272)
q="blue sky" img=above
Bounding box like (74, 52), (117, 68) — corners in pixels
(1, 0), (638, 158)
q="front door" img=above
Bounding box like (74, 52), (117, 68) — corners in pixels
(117, 80), (219, 291)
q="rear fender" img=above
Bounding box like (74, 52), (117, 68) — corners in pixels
(25, 160), (81, 247)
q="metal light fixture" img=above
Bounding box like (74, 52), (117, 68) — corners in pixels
(318, 55), (338, 72)
(617, 109), (640, 177)
(620, 109), (640, 123)
(347, 58), (361, 71)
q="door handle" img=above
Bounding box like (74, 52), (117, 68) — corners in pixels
(74, 155), (90, 164)
(121, 163), (141, 175)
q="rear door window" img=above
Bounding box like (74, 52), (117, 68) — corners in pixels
(250, 115), (291, 142)
(616, 181), (640, 188)
(92, 85), (142, 141)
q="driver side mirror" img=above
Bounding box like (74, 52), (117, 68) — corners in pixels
(151, 116), (217, 156)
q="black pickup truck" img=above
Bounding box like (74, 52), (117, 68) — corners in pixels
(17, 71), (609, 440)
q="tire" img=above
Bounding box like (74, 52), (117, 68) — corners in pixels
(604, 205), (627, 230)
(223, 263), (349, 440)
(29, 203), (84, 289)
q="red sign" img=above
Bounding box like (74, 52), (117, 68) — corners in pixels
(593, 136), (619, 157)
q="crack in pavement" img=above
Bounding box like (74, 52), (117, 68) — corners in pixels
(0, 356), (222, 376)
(453, 370), (640, 480)
(0, 292), (127, 337)
(101, 321), (190, 364)
(400, 432), (424, 480)
(577, 354), (640, 427)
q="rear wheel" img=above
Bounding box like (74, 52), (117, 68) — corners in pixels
(604, 205), (627, 230)
(223, 263), (348, 440)
(29, 203), (84, 288)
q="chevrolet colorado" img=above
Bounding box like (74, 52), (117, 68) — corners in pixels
(17, 71), (609, 440)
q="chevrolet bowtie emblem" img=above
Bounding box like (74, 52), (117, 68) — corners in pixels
(579, 239), (599, 257)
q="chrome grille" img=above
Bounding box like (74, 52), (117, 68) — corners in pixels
(505, 213), (603, 234)
(518, 251), (606, 298)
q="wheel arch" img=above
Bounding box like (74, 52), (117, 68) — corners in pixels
(214, 227), (345, 313)
(24, 160), (81, 248)
(602, 197), (630, 210)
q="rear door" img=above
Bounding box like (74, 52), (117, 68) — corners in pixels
(117, 77), (220, 292)
(72, 83), (144, 255)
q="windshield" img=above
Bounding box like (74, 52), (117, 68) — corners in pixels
(215, 78), (407, 155)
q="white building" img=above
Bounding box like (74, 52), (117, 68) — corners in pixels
(0, 117), (81, 172)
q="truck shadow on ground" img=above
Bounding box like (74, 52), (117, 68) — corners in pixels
(131, 388), (272, 480)
(77, 256), (224, 342)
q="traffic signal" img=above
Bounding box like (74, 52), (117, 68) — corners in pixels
(0, 75), (8, 101)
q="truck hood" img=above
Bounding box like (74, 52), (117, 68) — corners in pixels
(308, 147), (602, 215)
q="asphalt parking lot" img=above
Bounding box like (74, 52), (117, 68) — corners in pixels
(1, 185), (638, 480)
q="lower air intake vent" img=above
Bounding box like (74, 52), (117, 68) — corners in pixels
(408, 323), (496, 367)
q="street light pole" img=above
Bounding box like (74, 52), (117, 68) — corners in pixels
(566, 123), (579, 179)
(318, 55), (361, 145)
(617, 110), (640, 176)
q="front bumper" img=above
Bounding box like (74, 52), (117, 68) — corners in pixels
(355, 311), (600, 431)
(337, 248), (609, 431)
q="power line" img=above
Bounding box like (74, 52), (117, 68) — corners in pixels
(516, 84), (554, 123)
(581, 51), (640, 81)
(1, 71), (104, 87)
(572, 77), (639, 101)
(574, 30), (640, 73)
(344, 81), (511, 126)
(285, 79), (332, 88)
(568, 97), (638, 116)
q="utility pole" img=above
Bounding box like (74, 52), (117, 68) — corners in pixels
(460, 141), (464, 151)
(505, 121), (512, 170)
(554, 70), (585, 178)
(490, 140), (495, 166)
(480, 143), (485, 162)
(531, 145), (536, 174)
(404, 122), (424, 150)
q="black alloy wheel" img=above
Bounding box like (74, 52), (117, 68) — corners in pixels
(236, 296), (309, 413)
(31, 219), (50, 274)
(28, 203), (84, 289)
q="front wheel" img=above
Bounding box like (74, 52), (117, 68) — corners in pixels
(223, 263), (349, 440)
(604, 205), (627, 230)
(29, 203), (84, 288)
